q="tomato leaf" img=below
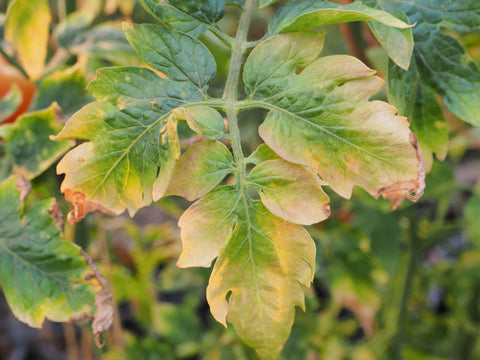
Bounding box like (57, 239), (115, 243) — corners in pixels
(177, 185), (239, 268)
(267, 0), (413, 68)
(168, 0), (225, 24)
(173, 106), (227, 140)
(123, 23), (216, 90)
(0, 104), (73, 180)
(382, 0), (480, 126)
(33, 66), (93, 118)
(244, 32), (425, 208)
(247, 159), (330, 225)
(207, 200), (315, 360)
(5, 0), (51, 80)
(54, 46), (215, 221)
(0, 176), (99, 327)
(388, 60), (448, 169)
(138, 0), (206, 37)
(166, 140), (234, 201)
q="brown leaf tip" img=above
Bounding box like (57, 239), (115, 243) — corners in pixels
(378, 131), (426, 210)
(63, 189), (116, 224)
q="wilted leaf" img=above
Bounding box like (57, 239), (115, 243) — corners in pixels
(248, 159), (330, 225)
(0, 103), (74, 180)
(0, 176), (100, 327)
(166, 140), (234, 201)
(5, 0), (51, 80)
(244, 32), (424, 208)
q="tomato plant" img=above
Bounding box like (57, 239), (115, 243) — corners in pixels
(0, 0), (479, 359)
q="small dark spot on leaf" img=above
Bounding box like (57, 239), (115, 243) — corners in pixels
(84, 273), (96, 281)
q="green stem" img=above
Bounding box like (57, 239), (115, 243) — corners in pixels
(223, 0), (258, 185)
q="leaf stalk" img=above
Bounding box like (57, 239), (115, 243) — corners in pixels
(223, 0), (258, 188)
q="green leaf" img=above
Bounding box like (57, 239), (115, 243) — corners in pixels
(173, 106), (227, 140)
(138, 0), (206, 37)
(267, 0), (411, 36)
(383, 0), (480, 126)
(248, 159), (330, 225)
(33, 66), (93, 118)
(244, 32), (424, 208)
(0, 176), (98, 327)
(166, 140), (234, 201)
(0, 84), (22, 123)
(168, 0), (225, 23)
(388, 60), (448, 167)
(123, 23), (216, 90)
(206, 200), (315, 360)
(0, 104), (73, 180)
(5, 0), (51, 80)
(177, 185), (239, 268)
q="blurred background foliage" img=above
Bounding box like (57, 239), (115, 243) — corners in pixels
(0, 0), (479, 359)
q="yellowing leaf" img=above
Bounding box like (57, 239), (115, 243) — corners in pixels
(178, 188), (316, 358)
(248, 159), (330, 225)
(5, 0), (51, 80)
(166, 140), (234, 201)
(54, 62), (210, 221)
(207, 201), (315, 360)
(177, 185), (239, 268)
(244, 32), (425, 208)
(173, 106), (227, 140)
